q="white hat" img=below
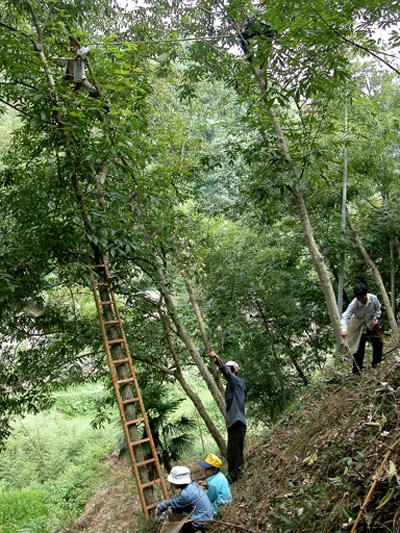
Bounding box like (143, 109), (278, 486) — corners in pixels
(167, 466), (191, 485)
(226, 360), (239, 372)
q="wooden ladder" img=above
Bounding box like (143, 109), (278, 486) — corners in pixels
(88, 254), (168, 518)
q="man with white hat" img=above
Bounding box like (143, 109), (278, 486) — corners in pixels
(155, 466), (213, 532)
(208, 351), (247, 483)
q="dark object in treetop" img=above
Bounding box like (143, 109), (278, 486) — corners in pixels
(238, 19), (275, 64)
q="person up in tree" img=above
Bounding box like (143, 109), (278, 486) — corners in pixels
(55, 37), (100, 98)
(238, 0), (275, 64)
(341, 283), (383, 374)
(208, 351), (247, 483)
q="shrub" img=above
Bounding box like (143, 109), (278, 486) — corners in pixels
(0, 489), (47, 533)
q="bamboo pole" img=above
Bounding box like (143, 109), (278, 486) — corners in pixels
(350, 437), (400, 533)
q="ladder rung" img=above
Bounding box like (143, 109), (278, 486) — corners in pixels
(117, 378), (134, 384)
(95, 264), (106, 268)
(146, 502), (159, 510)
(95, 282), (108, 286)
(100, 300), (113, 305)
(141, 479), (162, 489)
(112, 358), (129, 364)
(137, 458), (156, 467)
(108, 338), (124, 345)
(122, 397), (139, 405)
(104, 320), (119, 325)
(131, 437), (150, 446)
(127, 417), (144, 426)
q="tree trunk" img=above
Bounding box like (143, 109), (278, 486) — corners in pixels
(394, 235), (400, 260)
(183, 275), (225, 396)
(268, 108), (343, 347)
(257, 304), (287, 409)
(390, 241), (395, 315)
(157, 267), (227, 418)
(161, 319), (227, 456)
(253, 75), (343, 348)
(346, 214), (398, 335)
(287, 349), (309, 386)
(290, 184), (343, 348)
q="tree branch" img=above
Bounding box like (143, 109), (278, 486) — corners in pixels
(26, 2), (43, 44)
(310, 7), (400, 76)
(130, 353), (175, 375)
(0, 97), (32, 117)
(0, 80), (41, 92)
(0, 21), (35, 46)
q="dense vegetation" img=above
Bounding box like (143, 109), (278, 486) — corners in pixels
(0, 0), (399, 530)
(0, 385), (118, 531)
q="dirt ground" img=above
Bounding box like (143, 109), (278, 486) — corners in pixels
(63, 453), (142, 533)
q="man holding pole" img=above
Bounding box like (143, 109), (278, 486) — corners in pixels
(341, 283), (383, 374)
(55, 37), (100, 98)
(208, 351), (247, 483)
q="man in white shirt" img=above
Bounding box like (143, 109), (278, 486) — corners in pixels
(56, 37), (99, 98)
(341, 283), (383, 374)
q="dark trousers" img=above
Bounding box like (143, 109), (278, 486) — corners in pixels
(227, 421), (246, 482)
(63, 74), (100, 98)
(352, 324), (383, 374)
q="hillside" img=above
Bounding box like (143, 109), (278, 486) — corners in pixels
(68, 345), (400, 533)
(209, 346), (400, 532)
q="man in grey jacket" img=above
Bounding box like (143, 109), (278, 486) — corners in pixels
(156, 466), (213, 532)
(56, 37), (99, 98)
(341, 283), (383, 374)
(209, 351), (247, 483)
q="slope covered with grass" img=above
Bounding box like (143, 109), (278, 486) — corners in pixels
(209, 347), (400, 532)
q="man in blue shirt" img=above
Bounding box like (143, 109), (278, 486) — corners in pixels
(209, 351), (247, 483)
(156, 466), (213, 532)
(198, 453), (232, 515)
(341, 283), (383, 374)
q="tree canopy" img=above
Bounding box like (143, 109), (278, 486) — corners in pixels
(0, 0), (399, 448)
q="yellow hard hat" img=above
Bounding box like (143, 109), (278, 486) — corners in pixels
(198, 453), (222, 469)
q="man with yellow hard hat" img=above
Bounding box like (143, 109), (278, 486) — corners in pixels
(198, 453), (232, 515)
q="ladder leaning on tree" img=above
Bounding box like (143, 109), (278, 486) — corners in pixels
(88, 253), (168, 517)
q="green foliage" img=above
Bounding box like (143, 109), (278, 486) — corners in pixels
(53, 437), (113, 512)
(54, 384), (106, 417)
(0, 489), (47, 533)
(0, 385), (117, 532)
(0, 410), (115, 492)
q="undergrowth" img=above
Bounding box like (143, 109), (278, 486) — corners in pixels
(0, 384), (117, 532)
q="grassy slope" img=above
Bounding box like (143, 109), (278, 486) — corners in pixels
(208, 348), (400, 532)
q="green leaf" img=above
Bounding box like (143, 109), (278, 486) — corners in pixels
(376, 487), (395, 509)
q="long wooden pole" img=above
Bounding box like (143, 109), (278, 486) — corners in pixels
(350, 437), (400, 532)
(338, 96), (348, 316)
